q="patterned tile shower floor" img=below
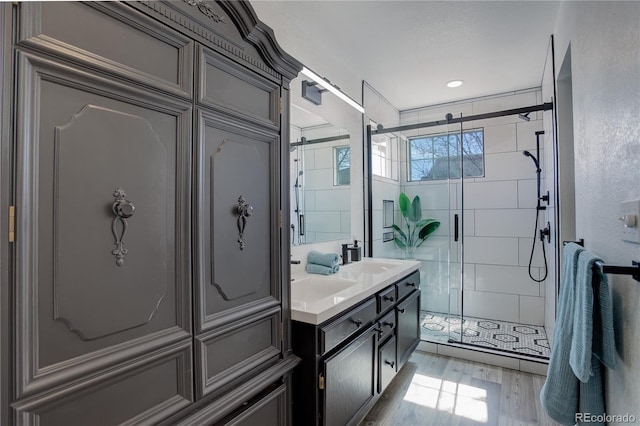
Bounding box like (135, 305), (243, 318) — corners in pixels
(420, 310), (551, 359)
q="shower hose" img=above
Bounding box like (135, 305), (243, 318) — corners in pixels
(528, 208), (549, 283)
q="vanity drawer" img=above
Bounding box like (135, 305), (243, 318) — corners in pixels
(377, 311), (395, 342)
(319, 298), (377, 354)
(377, 285), (397, 314)
(378, 336), (397, 394)
(396, 270), (420, 301)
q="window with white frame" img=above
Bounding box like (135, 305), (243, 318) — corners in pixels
(408, 129), (484, 181)
(371, 133), (399, 181)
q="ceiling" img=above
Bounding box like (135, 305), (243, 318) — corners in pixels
(250, 0), (560, 111)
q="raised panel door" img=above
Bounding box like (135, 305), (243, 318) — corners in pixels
(323, 327), (376, 426)
(396, 290), (421, 371)
(13, 51), (192, 398)
(194, 109), (280, 332)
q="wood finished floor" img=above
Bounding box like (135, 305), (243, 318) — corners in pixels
(360, 351), (561, 426)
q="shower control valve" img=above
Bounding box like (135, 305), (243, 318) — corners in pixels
(539, 223), (551, 244)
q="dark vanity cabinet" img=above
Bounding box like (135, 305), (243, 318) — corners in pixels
(292, 271), (421, 426)
(0, 1), (301, 425)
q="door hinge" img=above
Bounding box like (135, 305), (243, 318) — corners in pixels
(279, 97), (282, 114)
(279, 210), (282, 228)
(8, 206), (15, 243)
(319, 373), (325, 390)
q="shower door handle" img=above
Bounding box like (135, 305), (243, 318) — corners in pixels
(454, 214), (459, 242)
(299, 214), (305, 236)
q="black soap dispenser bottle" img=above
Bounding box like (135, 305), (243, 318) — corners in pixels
(350, 239), (362, 262)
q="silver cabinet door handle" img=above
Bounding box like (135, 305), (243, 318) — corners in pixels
(236, 195), (254, 250)
(111, 187), (135, 266)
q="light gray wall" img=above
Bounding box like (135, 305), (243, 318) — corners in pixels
(553, 0), (640, 419)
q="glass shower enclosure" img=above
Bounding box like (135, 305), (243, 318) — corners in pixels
(369, 113), (468, 345)
(367, 100), (554, 359)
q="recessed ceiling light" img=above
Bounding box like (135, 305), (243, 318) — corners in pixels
(447, 80), (464, 88)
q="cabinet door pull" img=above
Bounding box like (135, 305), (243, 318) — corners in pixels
(398, 308), (406, 314)
(111, 188), (135, 266)
(406, 282), (416, 288)
(385, 360), (395, 368)
(352, 318), (362, 327)
(374, 325), (383, 337)
(383, 295), (395, 302)
(384, 321), (394, 328)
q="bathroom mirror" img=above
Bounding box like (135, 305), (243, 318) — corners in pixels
(290, 103), (351, 245)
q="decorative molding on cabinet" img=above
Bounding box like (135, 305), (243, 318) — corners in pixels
(52, 104), (169, 340)
(197, 44), (280, 131)
(174, 355), (300, 425)
(135, 0), (302, 81)
(17, 2), (194, 99)
(13, 341), (194, 425)
(14, 51), (193, 399)
(183, 0), (226, 24)
(194, 306), (282, 398)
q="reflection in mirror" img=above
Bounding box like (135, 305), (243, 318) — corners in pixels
(290, 104), (351, 245)
(383, 200), (394, 228)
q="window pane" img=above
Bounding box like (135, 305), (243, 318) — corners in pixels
(411, 159), (433, 181)
(408, 129), (484, 181)
(373, 134), (398, 180)
(335, 146), (350, 185)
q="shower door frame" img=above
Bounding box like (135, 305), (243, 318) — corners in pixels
(366, 101), (554, 348)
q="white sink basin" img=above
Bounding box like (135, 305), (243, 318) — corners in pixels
(340, 259), (403, 275)
(291, 276), (360, 301)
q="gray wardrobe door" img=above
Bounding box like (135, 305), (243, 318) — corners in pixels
(193, 109), (282, 398)
(194, 109), (281, 332)
(13, 50), (193, 414)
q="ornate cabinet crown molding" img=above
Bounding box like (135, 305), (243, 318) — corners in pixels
(136, 1), (302, 81)
(184, 0), (225, 23)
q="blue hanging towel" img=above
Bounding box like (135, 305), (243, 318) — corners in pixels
(540, 242), (583, 425)
(569, 250), (616, 425)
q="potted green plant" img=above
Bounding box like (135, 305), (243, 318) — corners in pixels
(393, 192), (440, 259)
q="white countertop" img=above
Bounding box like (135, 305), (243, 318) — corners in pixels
(290, 258), (421, 325)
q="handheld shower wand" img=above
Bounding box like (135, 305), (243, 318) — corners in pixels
(525, 131), (549, 283)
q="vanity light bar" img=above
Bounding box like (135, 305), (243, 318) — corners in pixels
(300, 67), (365, 114)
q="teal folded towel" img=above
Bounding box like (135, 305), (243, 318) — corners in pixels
(307, 250), (339, 268)
(306, 263), (340, 275)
